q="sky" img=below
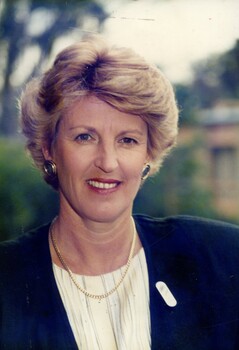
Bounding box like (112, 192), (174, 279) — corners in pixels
(9, 0), (239, 86)
(101, 0), (239, 83)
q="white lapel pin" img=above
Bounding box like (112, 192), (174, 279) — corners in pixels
(156, 281), (177, 307)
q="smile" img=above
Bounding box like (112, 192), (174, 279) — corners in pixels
(87, 180), (119, 189)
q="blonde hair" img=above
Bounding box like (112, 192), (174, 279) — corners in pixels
(20, 34), (179, 189)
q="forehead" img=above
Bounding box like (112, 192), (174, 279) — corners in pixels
(62, 96), (147, 132)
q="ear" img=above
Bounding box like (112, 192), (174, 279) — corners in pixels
(145, 154), (152, 165)
(42, 144), (53, 161)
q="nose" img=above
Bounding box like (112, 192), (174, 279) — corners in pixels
(94, 141), (118, 173)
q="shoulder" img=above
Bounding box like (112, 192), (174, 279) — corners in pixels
(134, 213), (239, 230)
(0, 223), (50, 270)
(134, 213), (239, 251)
(134, 214), (239, 287)
(134, 213), (239, 235)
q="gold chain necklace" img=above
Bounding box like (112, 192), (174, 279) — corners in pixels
(50, 217), (137, 300)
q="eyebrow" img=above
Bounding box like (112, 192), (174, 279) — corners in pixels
(117, 129), (145, 136)
(68, 125), (97, 132)
(68, 125), (145, 136)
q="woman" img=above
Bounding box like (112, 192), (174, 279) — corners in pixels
(0, 35), (239, 350)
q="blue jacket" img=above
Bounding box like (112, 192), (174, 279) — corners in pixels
(0, 214), (239, 349)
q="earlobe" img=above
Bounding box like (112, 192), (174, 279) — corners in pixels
(42, 144), (52, 161)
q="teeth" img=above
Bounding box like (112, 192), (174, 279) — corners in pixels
(87, 180), (118, 189)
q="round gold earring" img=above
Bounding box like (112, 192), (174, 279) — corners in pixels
(141, 164), (151, 180)
(43, 160), (57, 178)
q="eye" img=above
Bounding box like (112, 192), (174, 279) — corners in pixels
(120, 137), (138, 145)
(75, 133), (93, 142)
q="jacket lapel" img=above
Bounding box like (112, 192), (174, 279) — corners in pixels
(135, 216), (208, 350)
(22, 224), (78, 349)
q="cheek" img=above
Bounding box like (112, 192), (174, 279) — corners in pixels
(54, 149), (80, 182)
(123, 157), (145, 181)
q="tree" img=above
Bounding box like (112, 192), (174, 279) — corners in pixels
(175, 84), (200, 125)
(219, 40), (239, 98)
(191, 40), (239, 108)
(0, 0), (107, 135)
(0, 138), (59, 241)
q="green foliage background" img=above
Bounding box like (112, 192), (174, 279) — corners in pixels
(0, 139), (59, 241)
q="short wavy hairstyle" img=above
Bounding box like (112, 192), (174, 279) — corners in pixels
(20, 34), (179, 189)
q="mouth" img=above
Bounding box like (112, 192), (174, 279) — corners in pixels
(86, 179), (121, 190)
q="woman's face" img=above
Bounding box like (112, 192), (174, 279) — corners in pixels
(49, 96), (149, 223)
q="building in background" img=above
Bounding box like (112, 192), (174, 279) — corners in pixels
(180, 101), (239, 221)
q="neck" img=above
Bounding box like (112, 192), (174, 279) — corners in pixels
(49, 212), (141, 276)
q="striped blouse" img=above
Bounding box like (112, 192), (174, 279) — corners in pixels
(53, 248), (151, 349)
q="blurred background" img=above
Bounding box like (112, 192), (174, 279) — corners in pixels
(0, 0), (239, 241)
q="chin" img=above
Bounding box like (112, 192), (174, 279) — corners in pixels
(82, 206), (131, 223)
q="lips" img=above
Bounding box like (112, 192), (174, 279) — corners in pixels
(86, 179), (121, 190)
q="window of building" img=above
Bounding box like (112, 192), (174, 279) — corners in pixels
(211, 147), (238, 181)
(211, 147), (239, 198)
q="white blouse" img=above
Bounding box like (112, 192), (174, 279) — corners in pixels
(53, 248), (151, 350)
